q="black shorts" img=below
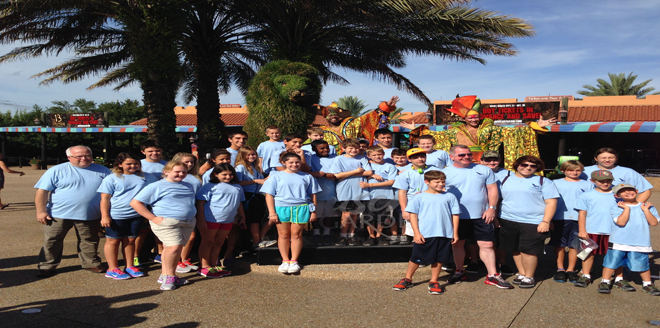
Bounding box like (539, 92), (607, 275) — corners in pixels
(499, 218), (549, 255)
(548, 220), (578, 248)
(362, 199), (397, 226)
(244, 192), (267, 225)
(410, 237), (453, 266)
(457, 218), (495, 242)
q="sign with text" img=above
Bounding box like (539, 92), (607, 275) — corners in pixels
(524, 95), (574, 102)
(49, 113), (105, 128)
(435, 101), (559, 125)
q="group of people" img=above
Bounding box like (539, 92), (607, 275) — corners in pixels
(31, 123), (660, 295)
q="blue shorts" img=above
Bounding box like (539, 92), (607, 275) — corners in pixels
(275, 204), (312, 224)
(603, 249), (650, 272)
(105, 217), (143, 239)
(548, 220), (578, 248)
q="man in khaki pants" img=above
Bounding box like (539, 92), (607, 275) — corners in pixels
(34, 145), (111, 278)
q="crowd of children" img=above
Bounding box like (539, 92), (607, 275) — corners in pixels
(93, 128), (659, 296)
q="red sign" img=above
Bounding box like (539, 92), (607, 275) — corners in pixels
(524, 95), (574, 102)
(435, 102), (559, 124)
(49, 113), (105, 128)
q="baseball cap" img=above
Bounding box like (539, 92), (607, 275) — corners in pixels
(482, 150), (499, 159)
(612, 183), (636, 195)
(406, 148), (427, 158)
(590, 170), (613, 181)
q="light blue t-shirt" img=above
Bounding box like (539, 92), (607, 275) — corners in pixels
(581, 165), (652, 193)
(227, 147), (239, 166)
(202, 169), (244, 185)
(392, 165), (442, 198)
(382, 147), (396, 165)
(442, 164), (497, 220)
(260, 171), (322, 207)
(395, 164), (411, 173)
(574, 190), (617, 234)
(552, 179), (593, 221)
(183, 174), (202, 194)
(257, 141), (286, 175)
(133, 180), (197, 220)
(302, 143), (336, 155)
(426, 150), (452, 169)
(500, 175), (560, 224)
(140, 159), (167, 180)
(235, 164), (264, 193)
(34, 163), (111, 221)
(309, 155), (338, 202)
(196, 182), (245, 223)
(405, 192), (461, 238)
(368, 162), (398, 200)
(269, 150), (313, 171)
(329, 155), (372, 201)
(97, 173), (157, 220)
(609, 203), (660, 249)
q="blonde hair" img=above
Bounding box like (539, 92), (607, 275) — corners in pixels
(560, 160), (584, 172)
(162, 160), (188, 178)
(366, 145), (385, 155)
(171, 152), (200, 181)
(235, 146), (263, 176)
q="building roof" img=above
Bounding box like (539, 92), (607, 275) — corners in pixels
(400, 112), (429, 124)
(568, 105), (660, 122)
(130, 113), (327, 127)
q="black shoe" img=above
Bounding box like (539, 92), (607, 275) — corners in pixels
(335, 236), (348, 246)
(519, 277), (536, 288)
(363, 237), (376, 246)
(377, 236), (389, 246)
(348, 236), (361, 246)
(597, 282), (611, 294)
(512, 275), (525, 285)
(465, 262), (479, 274)
(311, 234), (323, 245)
(447, 270), (466, 284)
(567, 271), (579, 283)
(36, 269), (57, 278)
(574, 276), (592, 288)
(553, 270), (567, 283)
(614, 279), (637, 292)
(393, 278), (413, 291)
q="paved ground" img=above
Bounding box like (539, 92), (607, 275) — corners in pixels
(1, 167), (660, 327)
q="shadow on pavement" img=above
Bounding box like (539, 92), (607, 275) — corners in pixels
(0, 202), (36, 212)
(0, 254), (77, 271)
(0, 290), (163, 327)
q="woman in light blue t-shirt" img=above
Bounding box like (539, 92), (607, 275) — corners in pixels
(499, 156), (559, 289)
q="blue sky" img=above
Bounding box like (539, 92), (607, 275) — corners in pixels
(0, 0), (658, 115)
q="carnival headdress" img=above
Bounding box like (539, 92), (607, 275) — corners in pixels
(446, 95), (482, 118)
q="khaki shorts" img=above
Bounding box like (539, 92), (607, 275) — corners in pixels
(149, 217), (196, 247)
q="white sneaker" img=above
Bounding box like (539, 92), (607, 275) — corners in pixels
(175, 262), (192, 273)
(278, 262), (290, 273)
(287, 262), (301, 273)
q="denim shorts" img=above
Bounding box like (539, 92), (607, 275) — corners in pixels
(105, 216), (144, 239)
(603, 249), (650, 272)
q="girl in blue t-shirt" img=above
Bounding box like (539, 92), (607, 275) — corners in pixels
(262, 153), (321, 274)
(234, 146), (268, 250)
(99, 152), (154, 280)
(195, 164), (245, 278)
(202, 149), (232, 184)
(171, 152), (203, 274)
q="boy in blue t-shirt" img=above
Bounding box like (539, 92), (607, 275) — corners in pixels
(598, 183), (660, 296)
(226, 131), (248, 166)
(329, 138), (373, 246)
(302, 127), (336, 155)
(417, 135), (452, 168)
(550, 160), (592, 283)
(140, 140), (167, 180)
(360, 146), (399, 246)
(392, 170), (460, 295)
(308, 140), (339, 245)
(257, 126), (286, 175)
(374, 128), (395, 164)
(391, 148), (410, 173)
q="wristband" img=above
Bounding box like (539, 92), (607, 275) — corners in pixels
(541, 221), (550, 224)
(269, 214), (278, 218)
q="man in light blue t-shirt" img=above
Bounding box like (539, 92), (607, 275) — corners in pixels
(580, 147), (652, 202)
(35, 145), (111, 278)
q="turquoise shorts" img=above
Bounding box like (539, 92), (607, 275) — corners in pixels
(275, 204), (312, 224)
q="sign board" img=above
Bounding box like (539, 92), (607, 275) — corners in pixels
(49, 113), (105, 128)
(435, 101), (559, 125)
(219, 104), (242, 108)
(524, 95), (574, 102)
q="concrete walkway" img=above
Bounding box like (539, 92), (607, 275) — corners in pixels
(1, 167), (659, 327)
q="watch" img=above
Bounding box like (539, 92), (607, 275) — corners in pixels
(488, 206), (497, 209)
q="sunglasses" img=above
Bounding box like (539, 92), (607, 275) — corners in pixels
(482, 158), (499, 162)
(519, 163), (538, 168)
(455, 153), (473, 158)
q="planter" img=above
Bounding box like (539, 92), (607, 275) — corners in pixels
(31, 164), (40, 170)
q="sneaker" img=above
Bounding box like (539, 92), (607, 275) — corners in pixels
(399, 235), (410, 245)
(465, 262), (479, 274)
(447, 271), (466, 284)
(377, 236), (390, 246)
(157, 274), (164, 284)
(335, 236), (348, 246)
(160, 275), (176, 290)
(173, 276), (189, 286)
(311, 234), (323, 245)
(614, 280), (636, 292)
(428, 281), (444, 295)
(389, 235), (400, 245)
(287, 262), (301, 273)
(442, 263), (456, 272)
(512, 274), (525, 285)
(258, 239), (277, 248)
(498, 264), (515, 275)
(553, 270), (567, 283)
(519, 277), (536, 288)
(348, 236), (361, 246)
(125, 266), (144, 278)
(213, 266), (232, 277)
(105, 268), (131, 280)
(133, 257), (142, 267)
(485, 274), (514, 289)
(567, 271), (579, 283)
(574, 276), (592, 288)
(322, 235), (333, 245)
(642, 285), (660, 296)
(182, 258), (198, 271)
(152, 255), (162, 263)
(278, 261), (290, 273)
(393, 278), (413, 291)
(176, 262), (192, 273)
(598, 282), (611, 294)
(199, 267), (223, 278)
(363, 237), (376, 246)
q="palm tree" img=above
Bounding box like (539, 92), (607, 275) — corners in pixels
(578, 72), (660, 98)
(335, 96), (370, 117)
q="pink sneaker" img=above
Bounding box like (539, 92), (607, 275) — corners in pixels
(198, 267), (223, 278)
(213, 266), (231, 277)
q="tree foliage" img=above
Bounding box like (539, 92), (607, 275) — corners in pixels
(335, 96), (370, 117)
(578, 72), (660, 98)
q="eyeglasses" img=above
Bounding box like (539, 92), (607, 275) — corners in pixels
(69, 155), (92, 159)
(482, 158), (499, 162)
(519, 163), (538, 168)
(455, 153), (473, 158)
